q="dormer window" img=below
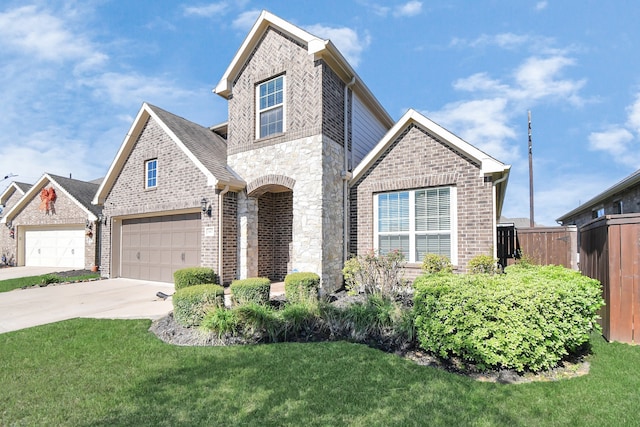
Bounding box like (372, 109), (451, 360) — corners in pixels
(145, 159), (157, 189)
(256, 75), (285, 139)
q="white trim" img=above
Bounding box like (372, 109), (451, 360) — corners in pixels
(372, 186), (458, 265)
(145, 158), (158, 189)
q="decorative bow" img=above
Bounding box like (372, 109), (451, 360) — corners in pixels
(39, 187), (57, 213)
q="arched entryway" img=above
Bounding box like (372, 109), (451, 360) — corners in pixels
(247, 175), (295, 282)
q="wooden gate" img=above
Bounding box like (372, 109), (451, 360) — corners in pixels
(497, 225), (578, 270)
(580, 214), (640, 344)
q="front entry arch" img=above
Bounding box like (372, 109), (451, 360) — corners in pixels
(256, 188), (293, 282)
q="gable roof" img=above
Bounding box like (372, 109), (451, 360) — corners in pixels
(0, 173), (100, 224)
(0, 181), (31, 206)
(557, 168), (640, 223)
(214, 10), (394, 130)
(351, 109), (511, 215)
(93, 103), (245, 205)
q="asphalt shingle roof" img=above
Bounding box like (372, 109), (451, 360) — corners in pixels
(48, 174), (101, 216)
(147, 104), (241, 186)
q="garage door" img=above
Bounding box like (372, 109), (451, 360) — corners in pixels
(25, 228), (85, 268)
(121, 213), (201, 283)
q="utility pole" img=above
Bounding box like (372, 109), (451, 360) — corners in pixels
(528, 111), (535, 228)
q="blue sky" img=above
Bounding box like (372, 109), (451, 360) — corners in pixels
(1, 1), (640, 226)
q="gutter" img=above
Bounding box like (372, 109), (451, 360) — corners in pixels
(343, 77), (356, 265)
(218, 185), (230, 283)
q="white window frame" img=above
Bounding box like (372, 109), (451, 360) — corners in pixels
(373, 187), (458, 264)
(145, 159), (157, 189)
(255, 75), (286, 139)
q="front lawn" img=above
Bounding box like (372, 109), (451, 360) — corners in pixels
(0, 272), (100, 293)
(1, 319), (639, 426)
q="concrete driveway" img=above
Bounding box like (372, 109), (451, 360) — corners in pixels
(0, 274), (174, 334)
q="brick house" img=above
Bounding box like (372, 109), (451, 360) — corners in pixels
(93, 11), (510, 289)
(0, 182), (31, 265)
(0, 173), (101, 269)
(557, 168), (640, 227)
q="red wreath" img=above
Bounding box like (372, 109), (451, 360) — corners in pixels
(39, 187), (57, 213)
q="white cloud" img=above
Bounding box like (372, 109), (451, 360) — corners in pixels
(305, 25), (371, 67)
(535, 1), (548, 11)
(0, 5), (107, 71)
(512, 56), (586, 106)
(626, 93), (640, 135)
(423, 98), (518, 162)
(393, 1), (422, 17)
(232, 10), (261, 31)
(183, 2), (228, 17)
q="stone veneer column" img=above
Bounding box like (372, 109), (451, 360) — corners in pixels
(237, 192), (258, 279)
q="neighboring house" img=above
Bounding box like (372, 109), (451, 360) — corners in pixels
(0, 182), (32, 264)
(557, 168), (640, 227)
(93, 11), (510, 290)
(0, 173), (101, 269)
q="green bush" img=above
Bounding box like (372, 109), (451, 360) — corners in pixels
(468, 254), (498, 274)
(201, 307), (239, 338)
(413, 265), (604, 372)
(173, 267), (217, 290)
(284, 272), (320, 303)
(421, 254), (453, 274)
(230, 278), (271, 306)
(234, 303), (281, 341)
(172, 284), (224, 327)
(40, 274), (61, 285)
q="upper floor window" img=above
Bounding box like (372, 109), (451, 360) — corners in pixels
(145, 159), (157, 189)
(374, 186), (457, 264)
(613, 200), (623, 215)
(256, 75), (285, 138)
(592, 206), (604, 219)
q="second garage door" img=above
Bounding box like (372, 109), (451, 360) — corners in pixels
(121, 213), (201, 283)
(25, 228), (85, 268)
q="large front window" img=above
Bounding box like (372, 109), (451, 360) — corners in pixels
(375, 187), (457, 263)
(257, 75), (285, 138)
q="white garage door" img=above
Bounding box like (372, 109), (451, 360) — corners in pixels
(25, 228), (85, 268)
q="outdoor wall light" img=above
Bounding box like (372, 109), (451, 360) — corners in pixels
(97, 214), (107, 225)
(6, 221), (12, 229)
(201, 198), (208, 212)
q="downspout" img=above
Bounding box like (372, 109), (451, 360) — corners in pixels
(218, 185), (230, 284)
(343, 77), (356, 265)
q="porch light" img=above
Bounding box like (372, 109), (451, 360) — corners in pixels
(6, 221), (12, 229)
(201, 198), (208, 212)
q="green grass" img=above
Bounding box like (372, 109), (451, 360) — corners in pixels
(0, 273), (100, 293)
(1, 319), (639, 426)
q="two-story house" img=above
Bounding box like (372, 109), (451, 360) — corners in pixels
(93, 11), (510, 291)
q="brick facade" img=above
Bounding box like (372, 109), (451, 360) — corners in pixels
(100, 116), (219, 279)
(350, 124), (495, 274)
(0, 189), (25, 265)
(560, 183), (640, 227)
(7, 183), (97, 268)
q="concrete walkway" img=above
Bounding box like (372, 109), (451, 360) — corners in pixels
(0, 278), (174, 334)
(0, 266), (78, 280)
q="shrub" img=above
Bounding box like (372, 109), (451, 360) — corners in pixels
(201, 307), (239, 338)
(173, 267), (217, 290)
(342, 250), (407, 297)
(468, 254), (498, 274)
(40, 274), (61, 285)
(280, 300), (321, 339)
(284, 272), (320, 303)
(172, 284), (224, 327)
(413, 265), (604, 372)
(230, 278), (271, 306)
(234, 303), (281, 341)
(421, 253), (453, 274)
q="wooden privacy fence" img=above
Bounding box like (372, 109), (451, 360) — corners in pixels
(497, 225), (578, 270)
(580, 214), (640, 344)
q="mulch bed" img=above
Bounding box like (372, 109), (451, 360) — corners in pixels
(149, 292), (591, 384)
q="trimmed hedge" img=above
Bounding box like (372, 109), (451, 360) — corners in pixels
(413, 264), (604, 372)
(173, 284), (224, 327)
(173, 267), (217, 290)
(230, 278), (271, 306)
(284, 272), (320, 303)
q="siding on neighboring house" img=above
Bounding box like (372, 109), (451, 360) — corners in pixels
(0, 189), (24, 264)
